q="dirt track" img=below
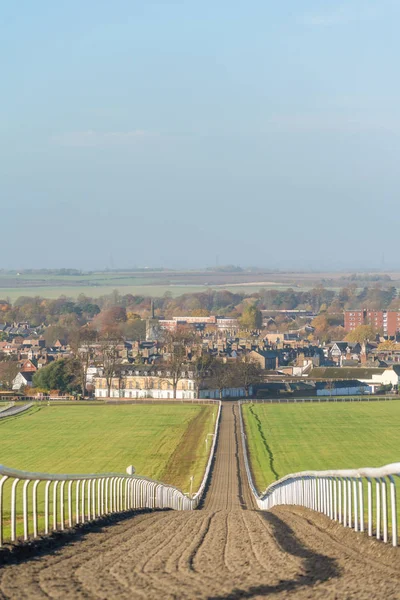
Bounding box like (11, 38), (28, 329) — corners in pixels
(1, 403), (400, 599)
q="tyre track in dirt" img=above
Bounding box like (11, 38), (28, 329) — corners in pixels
(1, 402), (400, 599)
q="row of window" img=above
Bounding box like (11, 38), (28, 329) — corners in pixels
(97, 380), (194, 391)
(96, 390), (195, 399)
(120, 370), (194, 378)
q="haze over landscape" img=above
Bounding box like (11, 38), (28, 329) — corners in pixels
(2, 0), (400, 270)
(2, 4), (400, 597)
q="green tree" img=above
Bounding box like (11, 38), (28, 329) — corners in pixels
(239, 304), (262, 331)
(33, 359), (80, 393)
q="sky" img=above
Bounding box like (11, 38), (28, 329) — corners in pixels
(1, 0), (400, 271)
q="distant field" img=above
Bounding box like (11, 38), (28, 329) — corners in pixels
(0, 283), (334, 301)
(0, 284), (215, 300)
(0, 268), (392, 300)
(242, 402), (400, 492)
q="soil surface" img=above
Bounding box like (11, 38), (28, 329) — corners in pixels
(1, 403), (400, 599)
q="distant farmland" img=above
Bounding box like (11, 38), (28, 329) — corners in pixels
(0, 268), (394, 299)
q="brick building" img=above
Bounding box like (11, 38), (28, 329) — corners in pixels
(344, 309), (400, 337)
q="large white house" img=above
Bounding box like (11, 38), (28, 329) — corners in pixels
(94, 367), (250, 400)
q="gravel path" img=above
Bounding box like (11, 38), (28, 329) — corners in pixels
(0, 403), (399, 599)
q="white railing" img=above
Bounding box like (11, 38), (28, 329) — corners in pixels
(0, 401), (221, 546)
(192, 400), (221, 503)
(0, 403), (33, 420)
(240, 396), (399, 404)
(238, 402), (400, 547)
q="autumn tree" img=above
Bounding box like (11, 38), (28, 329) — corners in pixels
(191, 309), (210, 317)
(328, 326), (346, 341)
(239, 304), (262, 331)
(377, 340), (398, 351)
(120, 317), (146, 340)
(311, 315), (329, 339)
(92, 306), (127, 337)
(44, 324), (69, 346)
(345, 325), (376, 343)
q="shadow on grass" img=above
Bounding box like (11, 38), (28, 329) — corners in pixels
(209, 511), (341, 599)
(248, 404), (279, 481)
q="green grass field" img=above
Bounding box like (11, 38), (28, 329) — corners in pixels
(0, 404), (215, 488)
(242, 401), (400, 538)
(242, 402), (400, 492)
(0, 403), (216, 540)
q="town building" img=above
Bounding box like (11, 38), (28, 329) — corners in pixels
(310, 365), (400, 393)
(12, 371), (34, 391)
(158, 315), (238, 333)
(344, 309), (400, 337)
(93, 367), (249, 400)
(94, 372), (196, 399)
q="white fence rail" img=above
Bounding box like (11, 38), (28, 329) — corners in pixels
(238, 402), (400, 547)
(0, 401), (221, 546)
(241, 396), (399, 404)
(0, 403), (33, 420)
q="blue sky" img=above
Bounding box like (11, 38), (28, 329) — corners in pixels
(1, 0), (400, 270)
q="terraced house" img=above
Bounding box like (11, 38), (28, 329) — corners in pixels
(94, 367), (249, 400)
(94, 368), (196, 399)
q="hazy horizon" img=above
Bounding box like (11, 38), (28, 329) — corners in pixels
(2, 1), (400, 270)
(0, 264), (398, 275)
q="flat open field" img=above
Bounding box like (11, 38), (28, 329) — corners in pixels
(242, 401), (400, 493)
(0, 403), (216, 538)
(0, 404), (215, 489)
(2, 268), (396, 300)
